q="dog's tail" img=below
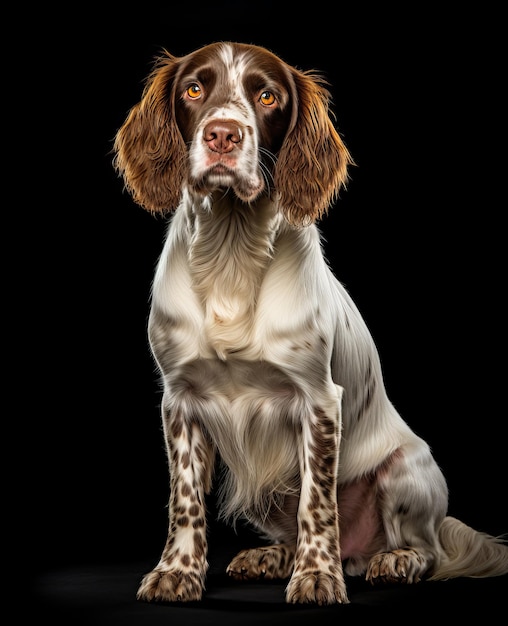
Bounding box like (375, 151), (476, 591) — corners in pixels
(428, 516), (508, 580)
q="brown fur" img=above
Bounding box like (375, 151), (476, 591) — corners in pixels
(113, 41), (508, 605)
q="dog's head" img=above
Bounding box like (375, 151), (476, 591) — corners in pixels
(113, 41), (353, 226)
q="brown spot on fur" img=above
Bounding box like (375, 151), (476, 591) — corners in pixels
(193, 532), (205, 557)
(314, 520), (325, 534)
(310, 486), (320, 509)
(171, 418), (183, 439)
(301, 555), (318, 569)
(188, 504), (200, 516)
(195, 444), (206, 463)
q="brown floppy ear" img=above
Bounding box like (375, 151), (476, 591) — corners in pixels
(275, 69), (354, 226)
(112, 52), (187, 213)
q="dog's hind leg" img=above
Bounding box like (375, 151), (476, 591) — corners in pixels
(227, 543), (296, 580)
(366, 440), (449, 584)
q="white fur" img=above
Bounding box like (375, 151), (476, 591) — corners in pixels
(114, 41), (508, 605)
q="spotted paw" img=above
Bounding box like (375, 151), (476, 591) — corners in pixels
(227, 544), (295, 580)
(366, 549), (427, 584)
(136, 567), (204, 602)
(285, 571), (349, 605)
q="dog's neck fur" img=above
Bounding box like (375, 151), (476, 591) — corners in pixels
(185, 188), (282, 359)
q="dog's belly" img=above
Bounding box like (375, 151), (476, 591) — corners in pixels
(337, 476), (383, 559)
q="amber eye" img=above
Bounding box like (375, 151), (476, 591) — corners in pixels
(186, 83), (202, 99)
(259, 90), (276, 106)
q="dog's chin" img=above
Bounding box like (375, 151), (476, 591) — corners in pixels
(190, 167), (265, 203)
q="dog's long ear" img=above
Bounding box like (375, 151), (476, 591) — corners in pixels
(113, 51), (187, 213)
(275, 69), (354, 226)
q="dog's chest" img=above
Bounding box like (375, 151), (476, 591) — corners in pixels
(188, 204), (277, 359)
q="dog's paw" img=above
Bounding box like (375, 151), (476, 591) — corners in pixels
(366, 549), (427, 584)
(136, 567), (204, 602)
(285, 571), (349, 605)
(227, 544), (295, 580)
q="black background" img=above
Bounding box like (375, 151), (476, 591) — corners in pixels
(29, 1), (506, 612)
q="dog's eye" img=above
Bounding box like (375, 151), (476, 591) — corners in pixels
(186, 83), (202, 99)
(259, 90), (276, 107)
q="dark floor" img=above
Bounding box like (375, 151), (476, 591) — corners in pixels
(34, 554), (508, 625)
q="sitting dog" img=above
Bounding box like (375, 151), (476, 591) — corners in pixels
(113, 41), (508, 604)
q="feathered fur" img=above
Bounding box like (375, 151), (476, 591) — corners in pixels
(113, 41), (508, 605)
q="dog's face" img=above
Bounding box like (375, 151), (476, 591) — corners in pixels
(113, 41), (352, 225)
(172, 43), (297, 202)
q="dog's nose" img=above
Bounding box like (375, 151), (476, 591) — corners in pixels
(203, 121), (243, 153)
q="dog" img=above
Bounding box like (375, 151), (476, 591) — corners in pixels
(113, 41), (508, 605)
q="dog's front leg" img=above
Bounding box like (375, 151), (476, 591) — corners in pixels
(285, 388), (349, 605)
(137, 405), (214, 603)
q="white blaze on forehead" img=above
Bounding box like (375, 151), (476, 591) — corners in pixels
(219, 43), (251, 80)
(217, 44), (253, 106)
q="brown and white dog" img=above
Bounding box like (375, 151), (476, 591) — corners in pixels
(113, 41), (508, 605)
